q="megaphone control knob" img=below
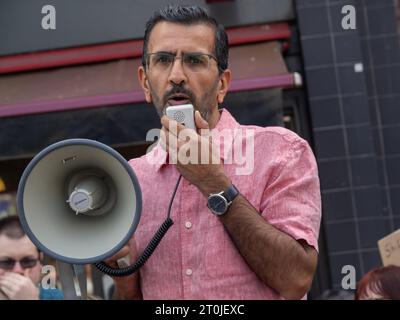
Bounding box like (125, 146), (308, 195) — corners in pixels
(67, 189), (93, 214)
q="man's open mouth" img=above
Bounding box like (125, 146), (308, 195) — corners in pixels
(167, 94), (191, 106)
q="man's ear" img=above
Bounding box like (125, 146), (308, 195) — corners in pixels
(138, 66), (152, 103)
(217, 69), (231, 104)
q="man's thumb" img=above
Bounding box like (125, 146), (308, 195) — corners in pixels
(195, 110), (209, 130)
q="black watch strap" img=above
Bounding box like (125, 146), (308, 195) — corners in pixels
(224, 184), (239, 202)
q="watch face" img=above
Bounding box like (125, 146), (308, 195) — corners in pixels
(208, 195), (228, 215)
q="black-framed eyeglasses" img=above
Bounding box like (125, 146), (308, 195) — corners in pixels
(0, 257), (39, 270)
(144, 52), (218, 73)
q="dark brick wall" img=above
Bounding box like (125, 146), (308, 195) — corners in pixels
(296, 0), (400, 290)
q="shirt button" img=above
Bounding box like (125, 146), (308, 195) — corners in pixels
(185, 221), (192, 229)
(186, 268), (193, 276)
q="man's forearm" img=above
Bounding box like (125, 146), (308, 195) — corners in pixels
(178, 161), (317, 299)
(219, 195), (317, 299)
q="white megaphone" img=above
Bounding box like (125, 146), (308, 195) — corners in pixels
(17, 139), (173, 299)
(17, 139), (141, 263)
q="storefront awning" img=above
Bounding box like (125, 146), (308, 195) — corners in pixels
(0, 22), (290, 74)
(0, 41), (300, 118)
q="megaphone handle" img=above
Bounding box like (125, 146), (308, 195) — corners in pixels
(57, 262), (87, 300)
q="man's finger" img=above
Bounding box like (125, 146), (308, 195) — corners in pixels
(0, 277), (16, 290)
(162, 126), (179, 153)
(104, 245), (130, 266)
(0, 284), (12, 298)
(161, 115), (187, 136)
(5, 272), (25, 279)
(161, 115), (169, 129)
(2, 273), (23, 284)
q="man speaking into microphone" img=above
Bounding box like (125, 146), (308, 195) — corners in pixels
(108, 4), (321, 300)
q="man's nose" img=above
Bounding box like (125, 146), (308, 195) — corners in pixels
(168, 57), (188, 85)
(12, 262), (25, 274)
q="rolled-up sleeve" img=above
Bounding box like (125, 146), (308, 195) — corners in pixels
(260, 140), (321, 251)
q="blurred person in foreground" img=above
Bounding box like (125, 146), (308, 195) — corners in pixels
(0, 215), (63, 300)
(355, 265), (400, 300)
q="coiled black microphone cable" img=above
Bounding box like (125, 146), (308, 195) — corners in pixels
(95, 174), (182, 277)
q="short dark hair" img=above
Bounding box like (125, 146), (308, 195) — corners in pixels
(142, 5), (229, 74)
(0, 215), (25, 240)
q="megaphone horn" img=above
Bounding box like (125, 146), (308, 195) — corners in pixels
(17, 139), (142, 265)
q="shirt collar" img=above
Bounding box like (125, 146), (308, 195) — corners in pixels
(147, 108), (241, 172)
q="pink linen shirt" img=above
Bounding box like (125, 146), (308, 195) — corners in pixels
(129, 108), (321, 299)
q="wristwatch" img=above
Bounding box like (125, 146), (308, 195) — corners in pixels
(207, 185), (239, 216)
